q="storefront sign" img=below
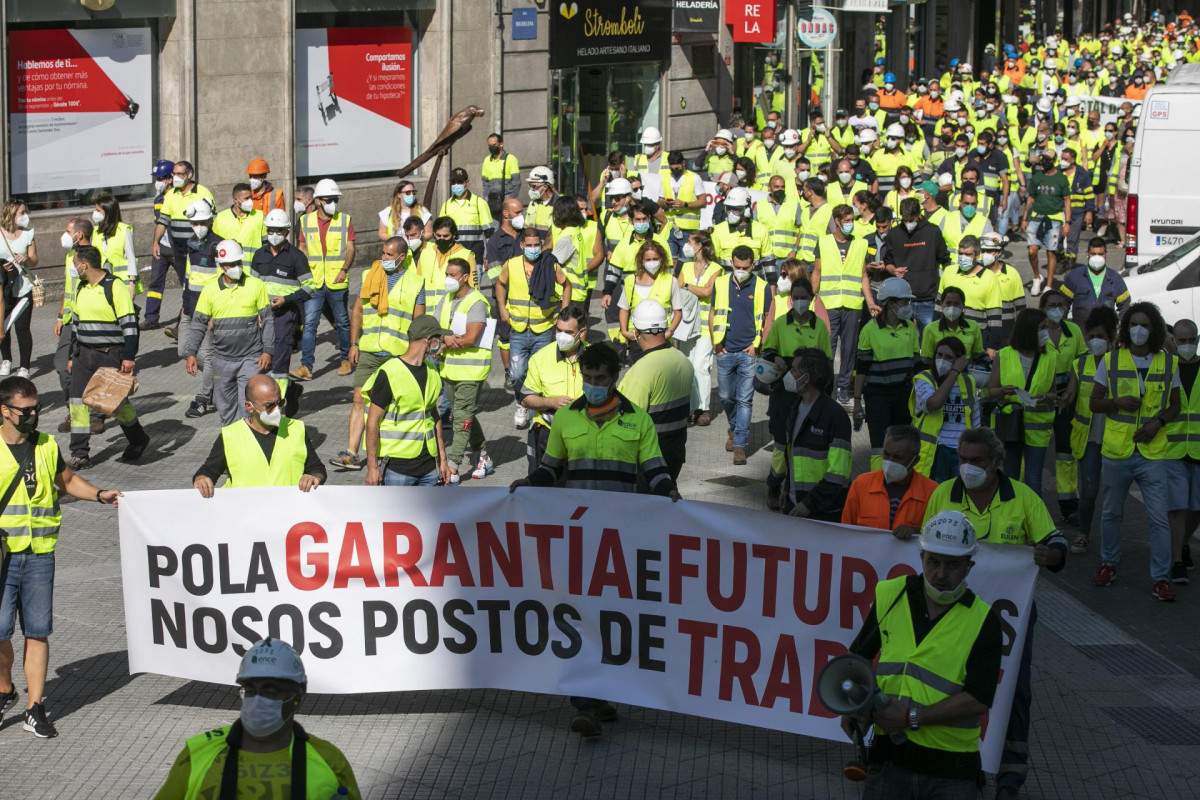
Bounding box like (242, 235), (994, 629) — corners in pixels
(797, 7), (839, 49)
(549, 1), (671, 69)
(726, 1), (777, 44)
(7, 28), (153, 194)
(512, 7), (538, 41)
(294, 26), (413, 178)
(673, 0), (720, 33)
(841, 0), (890, 11)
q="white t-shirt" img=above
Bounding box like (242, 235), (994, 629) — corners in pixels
(377, 206), (431, 234)
(0, 228), (35, 259)
(915, 377), (982, 447)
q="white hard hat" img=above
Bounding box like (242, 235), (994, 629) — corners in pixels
(313, 178), (341, 197)
(725, 187), (752, 208)
(959, 62), (972, 72)
(717, 171), (736, 186)
(264, 208), (291, 228)
(528, 165), (555, 185)
(631, 300), (669, 332)
(876, 276), (915, 302)
(920, 511), (978, 557)
(184, 199), (214, 222)
(1112, 44), (1124, 55)
(1064, 95), (1081, 107)
(237, 638), (307, 684)
(639, 126), (663, 145)
(779, 128), (801, 146)
(1036, 96), (1054, 113)
(1046, 35), (1059, 48)
(215, 240), (244, 264)
(715, 128), (735, 142)
(886, 123), (905, 139)
(756, 357), (784, 384)
(607, 177), (633, 196)
(943, 97), (961, 112)
(1045, 58), (1057, 70)
(980, 232), (1004, 250)
(856, 128), (878, 144)
(950, 89), (965, 104)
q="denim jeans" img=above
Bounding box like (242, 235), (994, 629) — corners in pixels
(1004, 442), (1047, 499)
(383, 466), (440, 487)
(302, 286), (350, 369)
(716, 350), (755, 448)
(862, 761), (980, 800)
(1077, 441), (1103, 535)
(508, 327), (555, 400)
(997, 190), (1022, 237)
(910, 300), (935, 339)
(0, 551), (55, 640)
(1101, 452), (1172, 581)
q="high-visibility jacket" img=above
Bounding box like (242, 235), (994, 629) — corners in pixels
(523, 342), (586, 429)
(74, 274), (138, 352)
(787, 390), (852, 508)
(798, 202), (834, 260)
(300, 211), (352, 290)
(180, 725), (345, 800)
(710, 220), (771, 268)
(249, 181), (286, 216)
(364, 357), (442, 461)
(659, 169), (703, 231)
(940, 211), (990, 252)
(91, 222), (138, 288)
(213, 207), (266, 266)
(874, 576), (992, 754)
(609, 228), (674, 276)
(0, 433), (62, 554)
(436, 289), (492, 382)
(503, 254), (560, 334)
(801, 129), (835, 169)
(1166, 362), (1200, 460)
(754, 198), (803, 258)
(623, 272), (675, 318)
(439, 192), (493, 248)
(680, 261), (723, 340)
(221, 417), (307, 488)
(417, 243), (477, 310)
(480, 153), (520, 203)
(550, 222), (597, 300)
(618, 343), (693, 439)
(1101, 349), (1176, 460)
(997, 346), (1056, 447)
(828, 180), (869, 207)
(360, 262), (425, 356)
(1069, 353), (1103, 460)
(190, 274), (273, 361)
(868, 148), (911, 193)
(858, 318), (920, 390)
(710, 274), (768, 349)
(60, 251), (81, 324)
(186, 233), (224, 294)
(919, 318), (984, 360)
(815, 234), (866, 311)
(909, 369), (977, 476)
(936, 268), (1002, 349)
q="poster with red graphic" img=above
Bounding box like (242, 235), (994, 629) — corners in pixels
(295, 27), (414, 177)
(7, 28), (153, 194)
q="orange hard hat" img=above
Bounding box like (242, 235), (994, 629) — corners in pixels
(246, 157), (270, 175)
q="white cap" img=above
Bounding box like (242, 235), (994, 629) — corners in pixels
(876, 276), (914, 302)
(528, 165), (555, 185)
(237, 638), (307, 684)
(1045, 58), (1058, 70)
(886, 123), (905, 138)
(631, 300), (669, 332)
(779, 128), (801, 146)
(215, 240), (244, 264)
(264, 209), (291, 228)
(756, 357), (784, 384)
(980, 232), (1003, 250)
(313, 178), (341, 197)
(920, 511), (978, 557)
(943, 97), (961, 112)
(715, 128), (735, 142)
(184, 199), (214, 222)
(607, 177), (633, 196)
(857, 128), (878, 144)
(725, 187), (752, 208)
(639, 126), (663, 145)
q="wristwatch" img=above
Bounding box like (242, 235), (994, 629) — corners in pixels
(907, 708), (920, 731)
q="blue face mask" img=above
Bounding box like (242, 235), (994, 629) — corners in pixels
(976, 144), (988, 155)
(581, 381), (611, 405)
(523, 246), (542, 261)
(402, 194), (417, 206)
(451, 184), (466, 197)
(961, 205), (977, 220)
(840, 222), (855, 235)
(633, 221), (651, 235)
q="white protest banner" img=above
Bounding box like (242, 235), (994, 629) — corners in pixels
(8, 28), (153, 194)
(119, 487), (1036, 771)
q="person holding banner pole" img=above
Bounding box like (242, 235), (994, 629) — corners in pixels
(842, 511), (1002, 799)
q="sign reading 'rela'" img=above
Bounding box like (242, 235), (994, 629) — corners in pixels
(549, 0), (672, 69)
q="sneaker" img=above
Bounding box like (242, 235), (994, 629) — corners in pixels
(57, 416), (70, 434)
(836, 388), (851, 405)
(184, 400), (210, 418)
(514, 405), (530, 430)
(0, 360), (10, 376)
(695, 411), (711, 427)
(569, 709), (602, 738)
(67, 455), (92, 471)
(121, 431), (151, 462)
(337, 360), (353, 376)
(0, 687), (16, 715)
(328, 450), (364, 470)
(1030, 277), (1045, 297)
(14, 368), (28, 379)
(1185, 544), (1194, 569)
(90, 417), (105, 435)
(138, 320), (161, 331)
(446, 470), (461, 486)
(22, 702), (57, 738)
(471, 454), (495, 480)
(1093, 563), (1117, 587)
(163, 326), (178, 341)
(733, 446), (748, 466)
(1153, 579), (1177, 602)
(289, 365), (313, 381)
(1171, 562), (1190, 585)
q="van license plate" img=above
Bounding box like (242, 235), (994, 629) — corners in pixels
(1157, 235), (1187, 247)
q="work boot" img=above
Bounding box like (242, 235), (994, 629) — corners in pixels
(337, 360), (353, 376)
(569, 709), (601, 738)
(163, 326), (178, 341)
(733, 446), (747, 466)
(726, 429), (734, 452)
(138, 320), (160, 331)
(90, 418), (104, 435)
(122, 430), (151, 462)
(57, 415), (70, 433)
(695, 411), (711, 427)
(289, 365), (313, 381)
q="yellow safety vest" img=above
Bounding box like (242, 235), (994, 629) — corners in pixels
(363, 358), (442, 461)
(0, 434), (62, 554)
(754, 198), (803, 258)
(213, 207), (266, 266)
(681, 261), (723, 340)
(940, 211), (989, 252)
(1101, 349), (1175, 460)
(220, 418), (307, 488)
(91, 222), (138, 287)
(909, 369), (977, 476)
(417, 243), (476, 310)
(1069, 353), (1102, 460)
(997, 347), (1055, 447)
(300, 211), (351, 290)
(61, 251), (80, 324)
(550, 223), (594, 301)
(659, 169), (702, 231)
(437, 289), (492, 382)
(816, 234), (866, 310)
(874, 576), (991, 754)
(503, 255), (560, 334)
(182, 725), (341, 800)
(360, 262), (425, 357)
(1166, 362), (1200, 460)
(710, 274), (768, 349)
(525, 342), (586, 429)
(711, 220), (769, 268)
(439, 193), (492, 246)
(623, 272), (675, 317)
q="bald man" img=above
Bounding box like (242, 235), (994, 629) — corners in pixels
(193, 375), (326, 495)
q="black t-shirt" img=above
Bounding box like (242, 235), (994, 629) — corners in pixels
(369, 360), (436, 477)
(192, 424), (326, 484)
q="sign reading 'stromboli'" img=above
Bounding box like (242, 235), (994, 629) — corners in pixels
(549, 0), (672, 69)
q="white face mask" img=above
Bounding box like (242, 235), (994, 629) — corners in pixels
(643, 259), (662, 275)
(782, 370), (801, 394)
(294, 199), (307, 215)
(224, 265), (243, 281)
(882, 458), (910, 484)
(715, 146), (727, 156)
(839, 172), (853, 184)
(942, 306), (963, 321)
(1179, 344), (1199, 361)
(443, 276), (461, 294)
(935, 357), (954, 377)
(60, 231), (74, 249)
(192, 225), (209, 239)
(959, 463), (989, 489)
(904, 220), (918, 232)
(240, 694), (287, 739)
(643, 144), (658, 155)
(91, 209), (105, 225)
(682, 242), (696, 259)
(734, 169), (748, 180)
(899, 177), (912, 188)
(154, 179), (169, 194)
(1088, 337), (1108, 356)
(776, 277), (792, 294)
(784, 148), (798, 159)
(172, 175), (187, 188)
(796, 170), (810, 181)
(406, 237), (422, 251)
(528, 187), (543, 202)
(955, 147), (968, 159)
(257, 405), (282, 427)
(631, 190), (643, 201)
(1038, 329), (1051, 347)
(239, 199), (254, 213)
(506, 213), (525, 231)
(323, 201), (338, 215)
(1130, 324), (1151, 346)
(249, 177), (264, 191)
(981, 252), (997, 266)
(14, 213), (29, 229)
(733, 268), (751, 283)
(726, 210), (743, 224)
(1088, 254), (1106, 271)
(555, 331), (577, 351)
(267, 232), (286, 247)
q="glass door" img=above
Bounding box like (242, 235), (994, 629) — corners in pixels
(551, 69), (581, 194)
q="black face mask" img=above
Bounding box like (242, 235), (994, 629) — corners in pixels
(670, 168), (684, 178)
(489, 145), (501, 157)
(771, 189), (786, 204)
(6, 407), (38, 435)
(435, 239), (454, 253)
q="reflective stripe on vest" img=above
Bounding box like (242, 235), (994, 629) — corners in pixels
(1102, 349), (1175, 460)
(182, 725), (340, 800)
(1070, 353), (1102, 460)
(437, 289), (493, 382)
(816, 234), (866, 310)
(504, 255), (559, 334)
(365, 360), (441, 460)
(360, 263), (424, 356)
(221, 417), (307, 488)
(998, 347), (1056, 446)
(711, 274), (767, 349)
(624, 272), (675, 317)
(301, 211), (350, 290)
(0, 434), (62, 553)
(909, 370), (976, 476)
(755, 199), (802, 257)
(659, 169), (702, 229)
(682, 261), (723, 339)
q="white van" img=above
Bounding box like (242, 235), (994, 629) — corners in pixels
(1125, 81), (1200, 271)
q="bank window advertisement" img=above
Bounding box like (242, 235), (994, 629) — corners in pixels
(295, 26), (415, 180)
(7, 26), (154, 197)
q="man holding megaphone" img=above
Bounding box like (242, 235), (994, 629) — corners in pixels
(835, 511), (1002, 797)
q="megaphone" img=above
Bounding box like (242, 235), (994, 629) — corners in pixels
(817, 654), (899, 782)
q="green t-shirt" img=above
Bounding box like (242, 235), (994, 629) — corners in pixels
(1028, 171), (1070, 220)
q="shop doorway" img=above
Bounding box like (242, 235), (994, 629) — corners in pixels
(551, 63), (662, 196)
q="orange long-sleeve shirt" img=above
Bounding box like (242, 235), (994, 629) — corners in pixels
(841, 469), (938, 531)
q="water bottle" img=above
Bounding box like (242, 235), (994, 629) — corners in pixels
(331, 788), (349, 799)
